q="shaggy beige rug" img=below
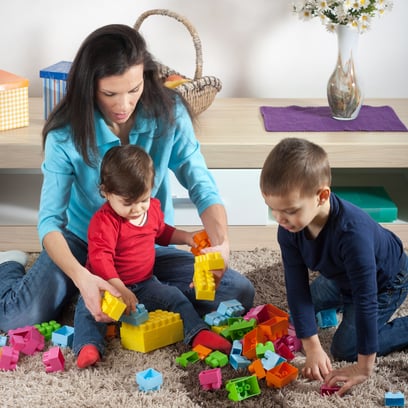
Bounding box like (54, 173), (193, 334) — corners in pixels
(1, 248), (407, 408)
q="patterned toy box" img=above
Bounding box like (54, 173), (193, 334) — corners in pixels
(39, 61), (71, 120)
(0, 70), (29, 131)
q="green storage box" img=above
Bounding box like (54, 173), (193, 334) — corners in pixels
(332, 186), (398, 222)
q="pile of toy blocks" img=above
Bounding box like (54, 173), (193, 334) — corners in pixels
(0, 320), (74, 373)
(176, 300), (301, 402)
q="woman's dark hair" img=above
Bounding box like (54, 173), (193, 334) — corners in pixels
(100, 144), (155, 202)
(42, 24), (185, 165)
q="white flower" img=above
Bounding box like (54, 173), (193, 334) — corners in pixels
(292, 0), (393, 33)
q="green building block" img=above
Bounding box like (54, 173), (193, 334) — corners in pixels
(226, 375), (261, 401)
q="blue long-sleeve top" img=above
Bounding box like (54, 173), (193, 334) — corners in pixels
(38, 100), (222, 244)
(278, 193), (404, 355)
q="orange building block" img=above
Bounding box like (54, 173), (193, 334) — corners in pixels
(191, 231), (211, 256)
(265, 361), (298, 388)
(259, 316), (289, 341)
(120, 310), (184, 353)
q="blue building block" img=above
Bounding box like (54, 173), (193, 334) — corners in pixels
(231, 339), (243, 355)
(51, 325), (74, 348)
(204, 311), (229, 326)
(136, 368), (163, 392)
(316, 309), (338, 328)
(229, 354), (251, 370)
(261, 350), (285, 371)
(0, 335), (7, 346)
(217, 299), (245, 317)
(384, 391), (405, 407)
(120, 304), (149, 326)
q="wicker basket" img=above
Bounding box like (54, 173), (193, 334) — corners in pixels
(134, 9), (222, 116)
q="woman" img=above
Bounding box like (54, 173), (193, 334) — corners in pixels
(0, 24), (254, 332)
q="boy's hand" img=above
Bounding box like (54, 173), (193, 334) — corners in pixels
(109, 278), (138, 315)
(301, 335), (332, 382)
(324, 353), (376, 396)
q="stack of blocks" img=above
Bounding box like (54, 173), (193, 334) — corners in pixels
(193, 252), (223, 301)
(0, 69), (29, 131)
(39, 61), (71, 119)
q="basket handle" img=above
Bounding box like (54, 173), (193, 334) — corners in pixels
(134, 9), (203, 80)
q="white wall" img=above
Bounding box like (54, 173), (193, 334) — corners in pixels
(1, 0), (407, 99)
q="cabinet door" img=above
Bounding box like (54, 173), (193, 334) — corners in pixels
(171, 169), (268, 225)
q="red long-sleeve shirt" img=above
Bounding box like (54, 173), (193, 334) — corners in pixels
(86, 199), (175, 285)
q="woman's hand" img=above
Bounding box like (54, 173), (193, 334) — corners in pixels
(75, 266), (122, 322)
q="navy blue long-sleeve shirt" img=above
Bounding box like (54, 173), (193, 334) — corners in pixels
(278, 193), (404, 355)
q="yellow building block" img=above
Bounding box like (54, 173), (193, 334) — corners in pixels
(193, 253), (224, 301)
(101, 291), (126, 321)
(120, 310), (184, 353)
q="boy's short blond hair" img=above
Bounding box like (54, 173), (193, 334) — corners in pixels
(260, 138), (331, 197)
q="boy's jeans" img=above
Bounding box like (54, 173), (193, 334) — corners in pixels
(310, 252), (408, 361)
(73, 275), (210, 356)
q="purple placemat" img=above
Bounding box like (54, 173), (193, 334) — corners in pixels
(260, 105), (408, 132)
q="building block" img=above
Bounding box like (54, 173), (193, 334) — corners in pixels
(199, 367), (222, 390)
(42, 346), (65, 372)
(120, 304), (149, 326)
(0, 69), (29, 131)
(0, 346), (19, 371)
(120, 310), (184, 353)
(191, 230), (211, 256)
(192, 344), (212, 360)
(231, 339), (243, 355)
(136, 368), (163, 392)
(261, 350), (285, 371)
(244, 303), (289, 324)
(8, 326), (45, 355)
(225, 375), (261, 402)
(217, 299), (245, 317)
(205, 350), (229, 368)
(259, 315), (289, 341)
(384, 391), (405, 407)
(101, 291), (126, 321)
(273, 339), (295, 361)
(242, 327), (268, 360)
(39, 61), (72, 119)
(34, 320), (61, 341)
(204, 311), (228, 327)
(316, 309), (338, 328)
(51, 325), (74, 348)
(229, 354), (251, 370)
(176, 351), (200, 368)
(221, 318), (257, 341)
(256, 341), (275, 358)
(248, 358), (266, 379)
(265, 361), (298, 388)
(193, 263), (216, 301)
(320, 384), (341, 396)
(0, 335), (7, 347)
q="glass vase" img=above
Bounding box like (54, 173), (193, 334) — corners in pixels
(327, 25), (363, 120)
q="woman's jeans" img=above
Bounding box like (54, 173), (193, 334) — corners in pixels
(0, 230), (255, 333)
(310, 252), (408, 362)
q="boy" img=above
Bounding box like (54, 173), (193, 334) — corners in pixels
(73, 145), (231, 368)
(260, 137), (408, 396)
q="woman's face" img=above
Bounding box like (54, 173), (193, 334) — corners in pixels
(96, 64), (144, 126)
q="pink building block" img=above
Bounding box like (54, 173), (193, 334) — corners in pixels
(43, 346), (65, 373)
(0, 346), (20, 370)
(8, 326), (45, 355)
(198, 367), (222, 390)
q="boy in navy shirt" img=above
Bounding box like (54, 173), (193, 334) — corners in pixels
(260, 137), (408, 396)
